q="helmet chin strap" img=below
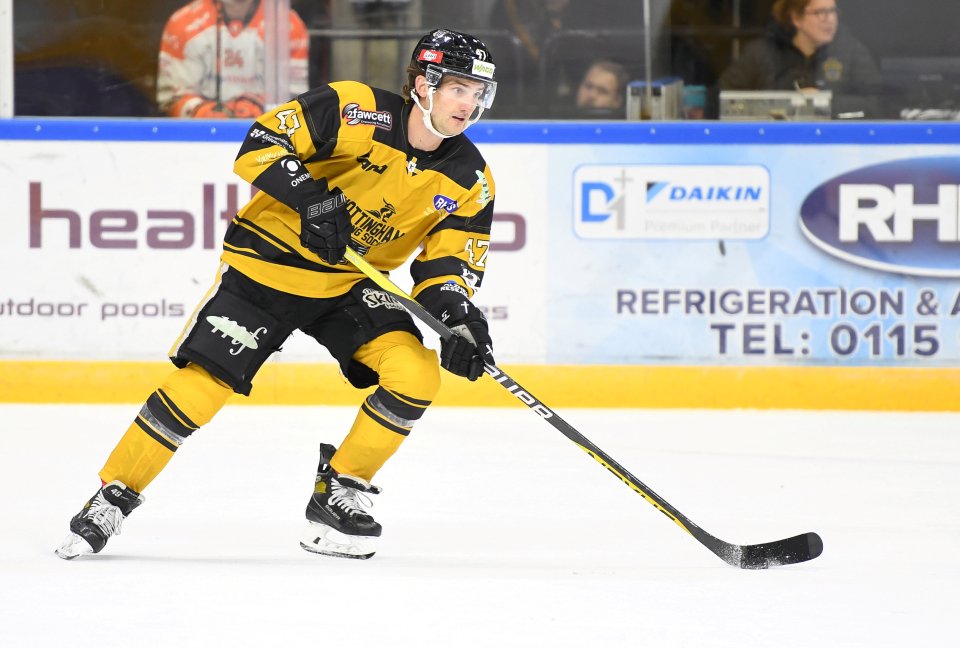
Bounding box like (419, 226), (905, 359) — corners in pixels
(411, 88), (453, 139)
(411, 88), (485, 139)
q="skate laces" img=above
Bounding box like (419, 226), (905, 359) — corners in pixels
(329, 480), (374, 517)
(85, 494), (127, 537)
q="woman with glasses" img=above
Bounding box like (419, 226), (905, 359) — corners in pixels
(716, 0), (882, 118)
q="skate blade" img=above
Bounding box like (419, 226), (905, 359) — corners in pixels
(55, 532), (94, 560)
(300, 521), (376, 560)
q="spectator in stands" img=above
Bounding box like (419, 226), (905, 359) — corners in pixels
(716, 0), (881, 118)
(575, 59), (628, 117)
(489, 0), (574, 114)
(491, 0), (570, 69)
(158, 0), (309, 118)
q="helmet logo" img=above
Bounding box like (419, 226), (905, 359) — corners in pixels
(475, 48), (487, 61)
(471, 60), (495, 79)
(418, 50), (444, 64)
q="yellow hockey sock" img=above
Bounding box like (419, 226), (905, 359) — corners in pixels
(331, 402), (407, 482)
(330, 331), (440, 481)
(99, 422), (176, 494)
(99, 364), (232, 492)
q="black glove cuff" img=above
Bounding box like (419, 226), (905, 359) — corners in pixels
(294, 177), (336, 215)
(416, 282), (471, 324)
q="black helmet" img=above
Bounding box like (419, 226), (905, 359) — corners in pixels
(411, 28), (497, 110)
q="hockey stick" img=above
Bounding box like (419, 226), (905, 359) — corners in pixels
(344, 248), (823, 569)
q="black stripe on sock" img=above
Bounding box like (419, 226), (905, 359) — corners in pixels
(361, 401), (410, 436)
(146, 392), (196, 439)
(156, 389), (199, 430)
(383, 387), (432, 409)
(135, 417), (179, 452)
(374, 387), (429, 421)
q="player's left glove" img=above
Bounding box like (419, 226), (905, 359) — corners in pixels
(418, 282), (494, 381)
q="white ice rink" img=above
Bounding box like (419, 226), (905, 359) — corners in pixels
(3, 403), (959, 647)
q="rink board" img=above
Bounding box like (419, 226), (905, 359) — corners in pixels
(3, 120), (960, 408)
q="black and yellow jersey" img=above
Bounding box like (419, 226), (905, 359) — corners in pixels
(226, 80), (495, 300)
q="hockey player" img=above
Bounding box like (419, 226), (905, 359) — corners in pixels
(157, 0), (309, 118)
(56, 28), (498, 560)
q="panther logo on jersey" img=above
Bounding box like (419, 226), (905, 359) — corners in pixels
(348, 198), (405, 248)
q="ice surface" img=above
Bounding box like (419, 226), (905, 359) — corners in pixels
(3, 404), (959, 647)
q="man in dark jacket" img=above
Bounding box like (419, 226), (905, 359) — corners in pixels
(717, 0), (882, 118)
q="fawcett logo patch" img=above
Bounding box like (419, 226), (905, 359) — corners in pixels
(342, 103), (393, 130)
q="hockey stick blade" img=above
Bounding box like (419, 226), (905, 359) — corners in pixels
(728, 532), (824, 570)
(343, 248), (823, 569)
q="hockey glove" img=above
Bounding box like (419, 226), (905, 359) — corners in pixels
(418, 282), (494, 381)
(297, 178), (352, 264)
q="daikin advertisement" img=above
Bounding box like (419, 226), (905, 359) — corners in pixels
(556, 143), (960, 366)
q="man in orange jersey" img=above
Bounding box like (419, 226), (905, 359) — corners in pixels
(158, 0), (309, 118)
(57, 29), (498, 560)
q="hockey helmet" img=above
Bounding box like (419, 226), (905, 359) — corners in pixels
(411, 28), (497, 110)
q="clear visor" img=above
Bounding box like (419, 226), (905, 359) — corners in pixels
(425, 64), (497, 109)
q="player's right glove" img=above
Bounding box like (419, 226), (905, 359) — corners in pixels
(418, 282), (494, 381)
(296, 178), (352, 264)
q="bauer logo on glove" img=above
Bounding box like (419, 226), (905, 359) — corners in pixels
(297, 178), (353, 264)
(307, 192), (347, 219)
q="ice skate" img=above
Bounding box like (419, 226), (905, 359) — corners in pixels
(300, 444), (382, 560)
(55, 480), (144, 560)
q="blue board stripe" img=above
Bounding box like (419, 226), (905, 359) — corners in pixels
(1, 117), (959, 145)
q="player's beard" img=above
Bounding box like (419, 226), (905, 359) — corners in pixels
(434, 112), (469, 136)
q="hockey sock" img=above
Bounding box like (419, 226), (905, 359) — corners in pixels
(332, 332), (439, 481)
(99, 364), (233, 492)
(332, 399), (406, 481)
